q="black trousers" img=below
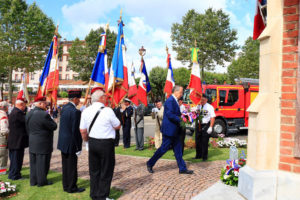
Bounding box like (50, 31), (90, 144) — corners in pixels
(61, 152), (78, 192)
(29, 153), (51, 186)
(8, 149), (25, 180)
(89, 138), (115, 200)
(195, 123), (210, 160)
(179, 127), (186, 154)
(114, 130), (120, 146)
(122, 124), (131, 148)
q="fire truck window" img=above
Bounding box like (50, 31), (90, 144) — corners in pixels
(205, 89), (217, 103)
(219, 90), (227, 105)
(227, 90), (239, 105)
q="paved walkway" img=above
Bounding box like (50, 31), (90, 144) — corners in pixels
(23, 150), (225, 200)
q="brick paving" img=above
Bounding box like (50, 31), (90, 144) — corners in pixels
(23, 150), (225, 200)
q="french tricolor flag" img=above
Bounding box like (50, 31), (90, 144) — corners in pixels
(164, 53), (175, 98)
(137, 59), (151, 106)
(128, 62), (138, 106)
(188, 47), (202, 105)
(253, 0), (267, 40)
(17, 73), (29, 102)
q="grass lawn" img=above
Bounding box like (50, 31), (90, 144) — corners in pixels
(115, 144), (247, 163)
(0, 168), (123, 200)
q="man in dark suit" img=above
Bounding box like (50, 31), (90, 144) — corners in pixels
(26, 96), (57, 187)
(121, 98), (133, 148)
(57, 90), (85, 193)
(147, 86), (193, 174)
(8, 97), (28, 180)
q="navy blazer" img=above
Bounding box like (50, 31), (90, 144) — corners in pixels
(161, 95), (181, 137)
(57, 102), (82, 154)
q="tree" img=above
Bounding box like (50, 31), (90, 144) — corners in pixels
(68, 27), (117, 82)
(203, 72), (229, 84)
(227, 37), (260, 83)
(171, 8), (238, 79)
(148, 66), (167, 101)
(173, 67), (191, 87)
(0, 0), (56, 100)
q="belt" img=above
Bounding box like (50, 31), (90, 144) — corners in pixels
(89, 137), (114, 141)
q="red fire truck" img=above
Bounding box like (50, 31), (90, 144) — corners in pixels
(183, 79), (259, 136)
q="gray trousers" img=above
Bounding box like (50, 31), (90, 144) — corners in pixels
(135, 127), (144, 150)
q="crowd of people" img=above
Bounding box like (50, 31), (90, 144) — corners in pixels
(0, 85), (216, 200)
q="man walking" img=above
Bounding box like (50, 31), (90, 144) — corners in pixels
(80, 88), (121, 200)
(8, 97), (28, 180)
(147, 86), (193, 174)
(0, 101), (9, 175)
(26, 96), (57, 187)
(134, 103), (145, 151)
(194, 94), (216, 161)
(121, 98), (133, 148)
(57, 90), (85, 193)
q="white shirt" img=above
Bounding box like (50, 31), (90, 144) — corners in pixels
(80, 102), (120, 139)
(172, 95), (179, 106)
(198, 103), (216, 124)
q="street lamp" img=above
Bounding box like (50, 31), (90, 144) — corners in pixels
(139, 46), (146, 58)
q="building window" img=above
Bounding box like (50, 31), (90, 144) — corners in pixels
(66, 74), (69, 80)
(31, 73), (34, 80)
(59, 56), (62, 61)
(59, 66), (62, 72)
(66, 66), (70, 71)
(15, 74), (18, 81)
(59, 74), (62, 80)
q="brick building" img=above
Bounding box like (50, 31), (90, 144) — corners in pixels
(238, 0), (300, 199)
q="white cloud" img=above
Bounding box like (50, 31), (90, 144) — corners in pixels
(245, 13), (253, 27)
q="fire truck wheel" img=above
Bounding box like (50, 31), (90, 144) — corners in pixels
(212, 119), (226, 137)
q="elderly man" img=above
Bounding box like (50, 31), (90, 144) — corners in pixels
(8, 97), (28, 180)
(147, 86), (193, 174)
(57, 90), (84, 193)
(80, 88), (121, 200)
(151, 99), (164, 149)
(134, 103), (145, 151)
(26, 96), (57, 187)
(0, 101), (9, 174)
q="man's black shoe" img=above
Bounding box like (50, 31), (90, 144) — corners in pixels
(68, 188), (85, 193)
(179, 170), (194, 174)
(147, 164), (154, 173)
(37, 181), (53, 187)
(202, 158), (207, 161)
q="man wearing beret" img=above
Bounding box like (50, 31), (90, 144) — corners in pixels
(57, 90), (85, 193)
(26, 96), (57, 187)
(8, 97), (28, 180)
(121, 98), (133, 148)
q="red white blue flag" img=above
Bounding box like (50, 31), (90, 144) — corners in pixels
(164, 53), (175, 98)
(253, 0), (267, 40)
(137, 59), (151, 106)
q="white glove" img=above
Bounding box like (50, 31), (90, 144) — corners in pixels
(207, 127), (213, 134)
(76, 151), (82, 157)
(85, 142), (89, 151)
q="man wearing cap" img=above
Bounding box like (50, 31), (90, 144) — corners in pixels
(80, 88), (121, 200)
(0, 101), (9, 174)
(7, 98), (28, 180)
(194, 94), (216, 161)
(26, 96), (57, 186)
(57, 90), (85, 193)
(121, 98), (133, 148)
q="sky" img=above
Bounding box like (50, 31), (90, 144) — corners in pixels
(26, 0), (256, 74)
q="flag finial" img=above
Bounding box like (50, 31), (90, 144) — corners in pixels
(120, 9), (122, 20)
(166, 45), (169, 54)
(194, 39), (197, 47)
(105, 23), (109, 32)
(55, 25), (59, 36)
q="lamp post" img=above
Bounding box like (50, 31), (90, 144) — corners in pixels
(139, 46), (146, 72)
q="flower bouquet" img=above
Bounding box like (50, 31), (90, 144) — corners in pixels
(0, 181), (16, 197)
(220, 151), (246, 186)
(180, 106), (202, 128)
(146, 136), (155, 149)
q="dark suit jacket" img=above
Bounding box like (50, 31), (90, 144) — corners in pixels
(8, 107), (29, 149)
(161, 95), (181, 137)
(57, 102), (82, 154)
(26, 107), (57, 154)
(122, 106), (133, 127)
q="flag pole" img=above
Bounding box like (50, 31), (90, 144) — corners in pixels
(83, 78), (92, 106)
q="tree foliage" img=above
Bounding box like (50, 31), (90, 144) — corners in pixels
(0, 0), (56, 100)
(203, 72), (229, 84)
(171, 8), (238, 78)
(173, 67), (191, 87)
(148, 66), (167, 101)
(227, 37), (260, 83)
(68, 27), (117, 82)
